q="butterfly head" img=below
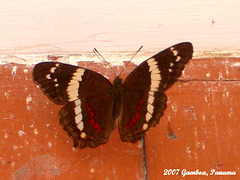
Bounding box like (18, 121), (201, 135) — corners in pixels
(113, 76), (123, 86)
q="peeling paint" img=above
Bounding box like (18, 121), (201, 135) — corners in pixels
(11, 66), (17, 76)
(206, 71), (211, 78)
(23, 69), (29, 74)
(186, 145), (192, 158)
(202, 114), (206, 125)
(1, 159), (6, 166)
(230, 62), (240, 67)
(137, 141), (142, 149)
(26, 95), (32, 111)
(4, 133), (8, 138)
(218, 72), (223, 79)
(171, 104), (178, 113)
(18, 130), (25, 136)
(13, 145), (19, 150)
(183, 106), (188, 113)
(26, 95), (32, 104)
(34, 129), (38, 135)
(190, 106), (197, 120)
(48, 142), (52, 148)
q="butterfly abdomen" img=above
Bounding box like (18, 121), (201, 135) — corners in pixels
(112, 77), (124, 122)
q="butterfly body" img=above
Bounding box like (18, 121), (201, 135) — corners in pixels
(112, 77), (124, 122)
(33, 42), (193, 148)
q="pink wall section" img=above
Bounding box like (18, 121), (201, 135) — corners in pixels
(0, 0), (240, 55)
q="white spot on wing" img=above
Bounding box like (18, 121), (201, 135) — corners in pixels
(148, 95), (154, 104)
(67, 69), (85, 100)
(176, 56), (181, 62)
(172, 50), (178, 56)
(146, 112), (152, 122)
(142, 123), (148, 130)
(80, 132), (86, 139)
(147, 58), (155, 63)
(46, 74), (51, 79)
(150, 87), (158, 91)
(67, 83), (79, 91)
(75, 100), (81, 106)
(69, 96), (78, 101)
(75, 113), (82, 125)
(68, 90), (79, 101)
(50, 67), (57, 73)
(72, 68), (85, 80)
(146, 58), (163, 122)
(151, 68), (160, 74)
(147, 103), (154, 114)
(74, 105), (81, 115)
(149, 91), (154, 96)
(77, 121), (84, 131)
(150, 80), (160, 88)
(150, 73), (161, 80)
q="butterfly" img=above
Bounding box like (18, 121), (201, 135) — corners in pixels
(32, 42), (193, 148)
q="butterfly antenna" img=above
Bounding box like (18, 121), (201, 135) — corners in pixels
(93, 48), (117, 77)
(118, 45), (143, 76)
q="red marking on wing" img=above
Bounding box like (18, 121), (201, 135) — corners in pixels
(135, 112), (140, 120)
(136, 104), (141, 111)
(126, 95), (145, 129)
(89, 118), (95, 126)
(85, 102), (105, 133)
(93, 123), (101, 133)
(89, 111), (95, 118)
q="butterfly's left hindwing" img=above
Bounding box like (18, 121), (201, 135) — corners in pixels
(120, 42), (193, 142)
(33, 62), (116, 148)
(59, 93), (115, 148)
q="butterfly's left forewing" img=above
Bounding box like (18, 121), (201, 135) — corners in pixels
(119, 42), (193, 142)
(33, 62), (116, 148)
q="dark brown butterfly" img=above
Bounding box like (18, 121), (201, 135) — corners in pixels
(33, 42), (193, 148)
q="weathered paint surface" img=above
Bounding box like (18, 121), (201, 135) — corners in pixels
(0, 57), (240, 179)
